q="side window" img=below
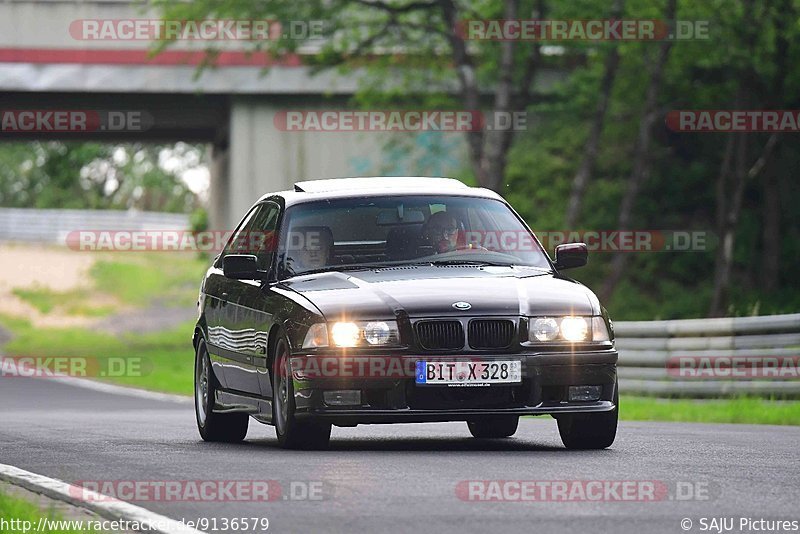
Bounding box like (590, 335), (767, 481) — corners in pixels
(249, 202), (281, 271)
(218, 205), (260, 265)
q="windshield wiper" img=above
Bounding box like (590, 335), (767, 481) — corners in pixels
(424, 259), (515, 267)
(289, 263), (399, 276)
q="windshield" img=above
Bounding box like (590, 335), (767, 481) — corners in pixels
(278, 195), (551, 277)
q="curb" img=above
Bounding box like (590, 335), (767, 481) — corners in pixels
(0, 464), (204, 534)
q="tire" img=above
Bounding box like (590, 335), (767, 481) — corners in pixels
(557, 381), (618, 450)
(272, 334), (331, 450)
(195, 338), (249, 442)
(467, 416), (519, 438)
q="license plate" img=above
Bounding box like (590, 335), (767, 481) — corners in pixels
(415, 360), (522, 386)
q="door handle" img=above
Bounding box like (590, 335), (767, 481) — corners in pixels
(221, 292), (229, 300)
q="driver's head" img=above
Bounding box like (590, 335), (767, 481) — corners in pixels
(290, 226), (333, 271)
(423, 211), (460, 254)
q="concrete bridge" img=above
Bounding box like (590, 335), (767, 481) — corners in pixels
(0, 0), (560, 229)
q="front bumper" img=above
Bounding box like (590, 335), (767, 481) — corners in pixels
(290, 349), (618, 424)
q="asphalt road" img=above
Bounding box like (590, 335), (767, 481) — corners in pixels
(1, 375), (799, 534)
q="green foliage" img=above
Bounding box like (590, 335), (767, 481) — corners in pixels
(0, 142), (205, 212)
(190, 207), (209, 233)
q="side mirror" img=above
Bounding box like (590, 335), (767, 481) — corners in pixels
(554, 243), (588, 270)
(223, 254), (264, 280)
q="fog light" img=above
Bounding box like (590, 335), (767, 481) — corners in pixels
(323, 390), (362, 406)
(568, 385), (602, 402)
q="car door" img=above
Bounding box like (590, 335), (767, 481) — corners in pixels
(205, 204), (260, 392)
(222, 201), (282, 396)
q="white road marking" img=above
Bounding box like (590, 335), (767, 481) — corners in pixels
(0, 463), (205, 534)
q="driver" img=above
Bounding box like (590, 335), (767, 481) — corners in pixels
(422, 211), (462, 254)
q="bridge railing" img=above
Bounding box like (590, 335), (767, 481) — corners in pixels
(616, 313), (800, 397)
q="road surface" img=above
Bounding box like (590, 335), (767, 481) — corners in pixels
(1, 375), (798, 534)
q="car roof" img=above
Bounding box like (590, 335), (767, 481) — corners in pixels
(257, 177), (505, 207)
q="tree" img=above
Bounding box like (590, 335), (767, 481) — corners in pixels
(155, 0), (604, 192)
(0, 142), (205, 212)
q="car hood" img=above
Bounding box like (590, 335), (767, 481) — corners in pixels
(281, 265), (599, 319)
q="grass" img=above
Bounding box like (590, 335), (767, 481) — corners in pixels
(12, 287), (115, 317)
(0, 488), (99, 534)
(90, 253), (206, 307)
(619, 395), (800, 426)
(0, 314), (194, 396)
(10, 252), (207, 316)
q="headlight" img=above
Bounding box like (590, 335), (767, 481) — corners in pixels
(302, 323), (329, 348)
(527, 316), (609, 343)
(531, 318), (559, 341)
(326, 320), (400, 347)
(331, 322), (361, 347)
(560, 316), (589, 341)
(364, 321), (392, 345)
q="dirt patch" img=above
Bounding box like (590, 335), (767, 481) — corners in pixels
(0, 243), (104, 328)
(0, 242), (194, 333)
(0, 243), (95, 292)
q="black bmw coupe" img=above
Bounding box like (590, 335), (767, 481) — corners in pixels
(193, 177), (618, 449)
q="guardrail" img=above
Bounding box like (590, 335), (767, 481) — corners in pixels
(0, 207), (189, 244)
(616, 313), (800, 397)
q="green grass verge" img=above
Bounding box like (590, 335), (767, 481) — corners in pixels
(0, 489), (99, 534)
(0, 315), (194, 396)
(620, 395), (800, 426)
(12, 287), (115, 317)
(90, 253), (207, 307)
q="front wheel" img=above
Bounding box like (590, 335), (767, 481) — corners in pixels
(556, 382), (618, 450)
(467, 416), (519, 438)
(195, 339), (248, 442)
(272, 334), (331, 449)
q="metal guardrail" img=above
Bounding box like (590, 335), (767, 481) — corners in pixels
(616, 313), (800, 397)
(0, 208), (189, 244)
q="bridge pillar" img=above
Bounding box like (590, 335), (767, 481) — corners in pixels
(209, 141), (231, 233)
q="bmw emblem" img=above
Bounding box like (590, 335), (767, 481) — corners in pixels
(452, 301), (471, 311)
